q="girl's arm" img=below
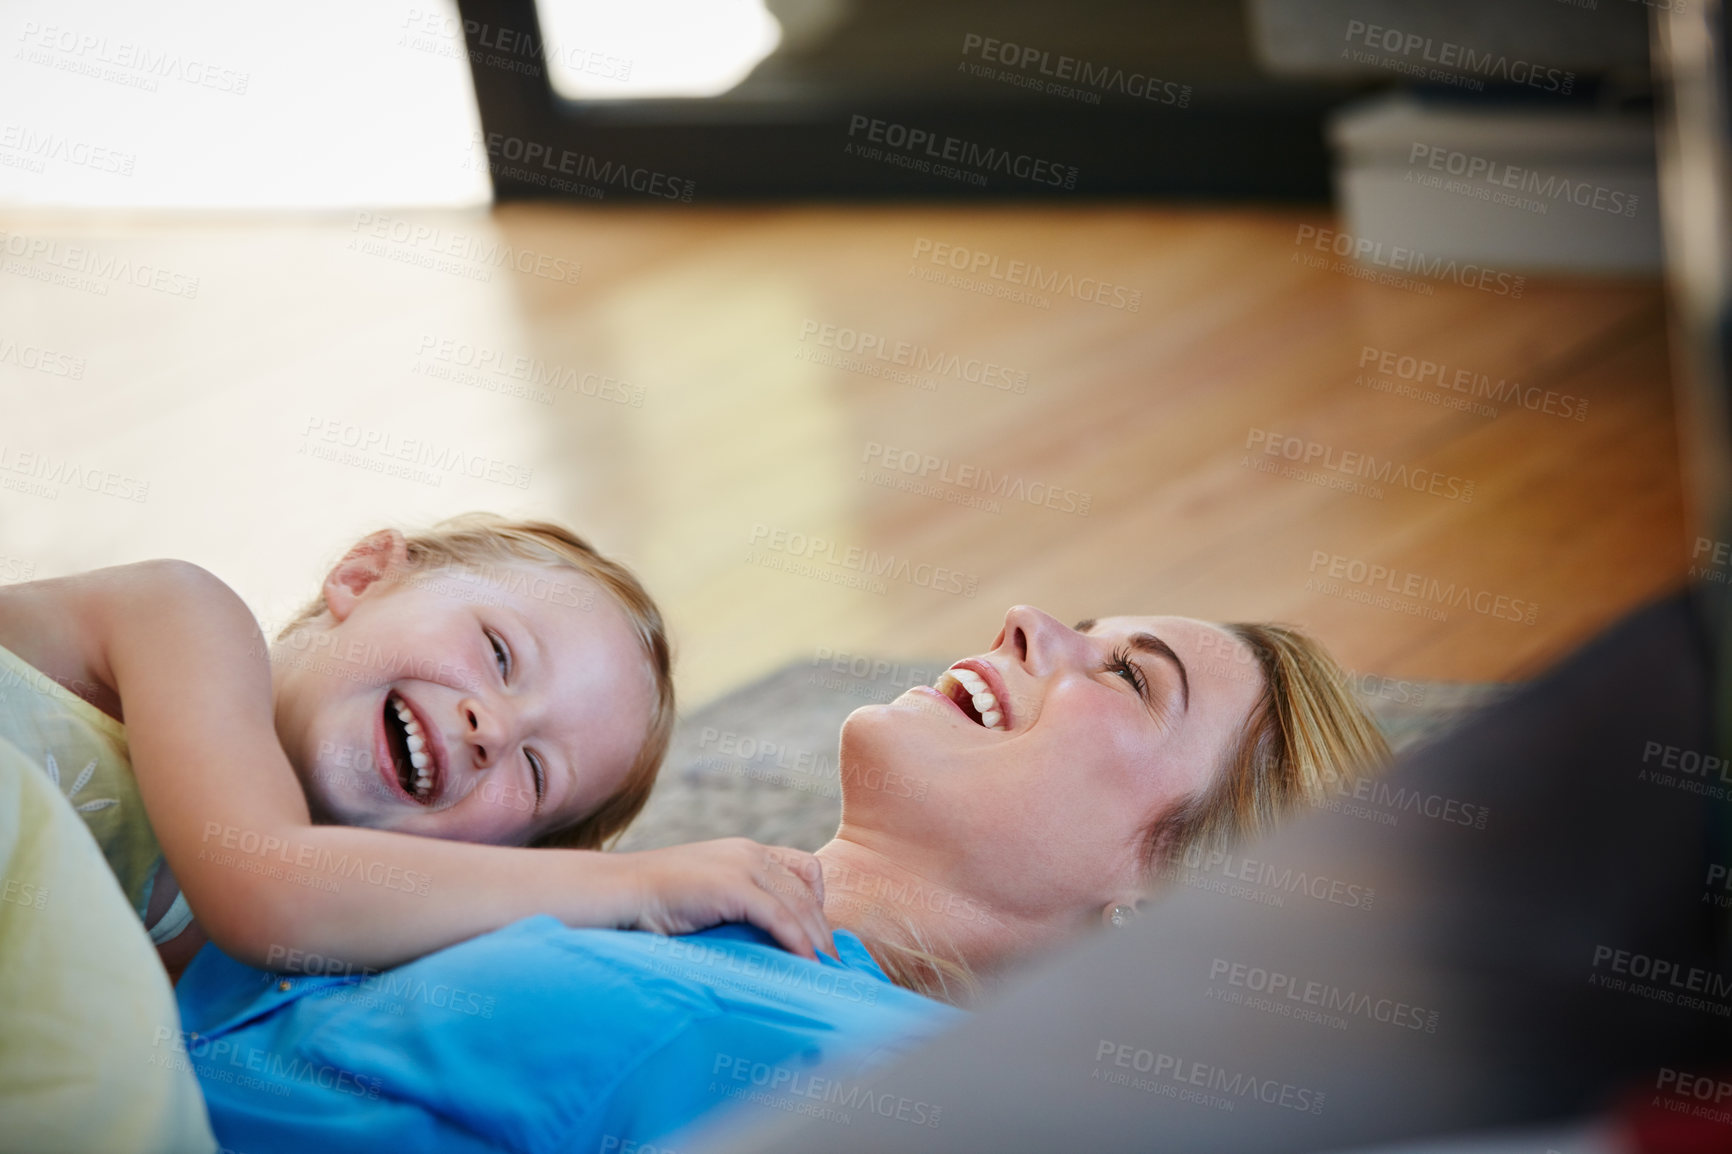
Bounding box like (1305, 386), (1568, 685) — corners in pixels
(88, 560), (832, 971)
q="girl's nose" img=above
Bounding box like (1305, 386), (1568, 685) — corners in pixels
(460, 699), (509, 769)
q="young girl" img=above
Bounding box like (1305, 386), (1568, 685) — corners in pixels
(0, 512), (832, 982)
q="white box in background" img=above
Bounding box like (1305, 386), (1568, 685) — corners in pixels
(1329, 93), (1662, 275)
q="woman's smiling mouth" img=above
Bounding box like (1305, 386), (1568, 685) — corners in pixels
(934, 661), (1012, 731)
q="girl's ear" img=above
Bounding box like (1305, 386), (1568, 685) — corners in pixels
(321, 529), (409, 622)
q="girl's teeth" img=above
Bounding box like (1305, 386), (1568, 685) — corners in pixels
(981, 710), (1002, 728)
(972, 691), (996, 713)
(390, 694), (434, 798)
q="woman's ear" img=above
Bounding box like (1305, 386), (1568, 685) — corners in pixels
(1100, 896), (1145, 929)
(321, 529), (409, 622)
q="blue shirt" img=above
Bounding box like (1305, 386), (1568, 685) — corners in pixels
(173, 917), (963, 1153)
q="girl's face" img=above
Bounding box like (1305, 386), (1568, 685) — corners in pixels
(270, 532), (653, 845)
(836, 605), (1264, 936)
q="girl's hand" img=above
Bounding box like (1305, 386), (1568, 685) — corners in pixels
(617, 838), (835, 960)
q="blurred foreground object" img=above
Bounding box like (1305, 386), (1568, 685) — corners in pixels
(694, 3), (1732, 1151)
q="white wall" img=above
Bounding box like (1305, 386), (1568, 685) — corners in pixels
(0, 0), (490, 209)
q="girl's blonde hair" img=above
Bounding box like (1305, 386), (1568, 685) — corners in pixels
(865, 620), (1390, 1004)
(277, 512), (674, 851)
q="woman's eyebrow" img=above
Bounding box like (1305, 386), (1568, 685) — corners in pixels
(1127, 632), (1190, 712)
(1074, 619), (1190, 713)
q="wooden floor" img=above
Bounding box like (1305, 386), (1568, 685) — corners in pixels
(0, 204), (1687, 706)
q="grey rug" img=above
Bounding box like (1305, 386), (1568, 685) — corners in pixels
(614, 657), (1513, 854)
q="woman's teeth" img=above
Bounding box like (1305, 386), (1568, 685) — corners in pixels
(936, 667), (1007, 730)
(391, 694), (433, 799)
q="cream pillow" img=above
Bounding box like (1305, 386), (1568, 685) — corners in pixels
(0, 734), (217, 1154)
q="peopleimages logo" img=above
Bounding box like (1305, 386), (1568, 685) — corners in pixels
(747, 523), (979, 598)
(1180, 847), (1375, 910)
(845, 114), (1079, 190)
(299, 417), (534, 490)
(0, 229), (200, 298)
(1642, 743), (1731, 778)
(1092, 1040), (1325, 1113)
(0, 335), (85, 379)
(1244, 429), (1475, 503)
(1320, 773), (1491, 832)
(646, 936), (883, 1005)
(710, 1052), (943, 1127)
(1357, 345), (1587, 421)
(910, 238), (1141, 312)
(0, 442), (149, 502)
(861, 442), (1090, 515)
(1207, 957), (1440, 1033)
(471, 131), (695, 202)
(1342, 20), (1574, 95)
(15, 21), (252, 95)
(1307, 551), (1537, 625)
(0, 554), (36, 583)
(414, 335), (645, 407)
(959, 33), (1192, 107)
(349, 212), (582, 284)
(0, 123), (135, 176)
(798, 320), (1029, 393)
(1590, 944), (1732, 1015)
(153, 1028), (380, 1100)
(1692, 538), (1732, 586)
(1295, 225), (1525, 297)
(1406, 144), (1640, 218)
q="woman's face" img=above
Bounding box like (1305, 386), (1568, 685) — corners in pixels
(837, 605), (1264, 935)
(271, 533), (652, 845)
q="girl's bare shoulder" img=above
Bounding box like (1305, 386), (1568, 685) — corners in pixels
(0, 561), (260, 721)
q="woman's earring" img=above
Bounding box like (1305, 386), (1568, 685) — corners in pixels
(1109, 905), (1135, 928)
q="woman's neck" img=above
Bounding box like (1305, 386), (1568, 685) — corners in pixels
(814, 833), (1042, 994)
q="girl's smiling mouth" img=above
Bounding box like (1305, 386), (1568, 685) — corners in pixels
(377, 690), (444, 805)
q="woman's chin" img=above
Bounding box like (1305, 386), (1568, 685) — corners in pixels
(838, 691), (958, 803)
(839, 694), (938, 752)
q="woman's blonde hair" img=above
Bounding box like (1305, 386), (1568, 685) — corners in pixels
(867, 620), (1390, 1004)
(1142, 621), (1391, 878)
(277, 512), (674, 851)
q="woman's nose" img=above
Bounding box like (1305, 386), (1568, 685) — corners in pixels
(1000, 604), (1083, 672)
